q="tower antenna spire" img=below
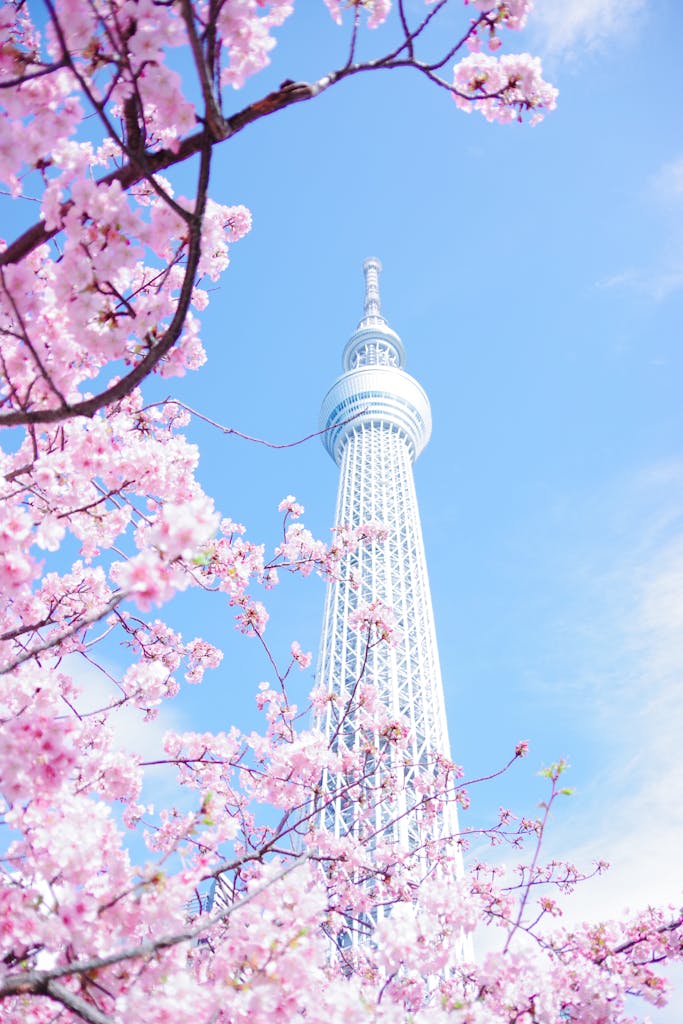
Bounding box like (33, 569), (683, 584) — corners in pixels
(362, 257), (383, 321)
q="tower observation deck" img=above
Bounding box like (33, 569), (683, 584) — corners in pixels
(316, 259), (464, 947)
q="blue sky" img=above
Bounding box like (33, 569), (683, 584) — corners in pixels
(160, 0), (683, 1009)
(7, 0), (682, 1014)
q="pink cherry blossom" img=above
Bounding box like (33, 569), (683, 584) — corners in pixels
(279, 494), (305, 518)
(0, 4), (679, 1023)
(290, 640), (313, 668)
(452, 52), (558, 124)
(349, 599), (400, 644)
(324, 0), (392, 29)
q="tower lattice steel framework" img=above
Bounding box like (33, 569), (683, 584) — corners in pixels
(316, 260), (463, 938)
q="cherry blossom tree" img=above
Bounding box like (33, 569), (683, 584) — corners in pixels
(0, 2), (680, 1022)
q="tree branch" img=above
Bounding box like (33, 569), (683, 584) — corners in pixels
(44, 981), (114, 1024)
(0, 76), (335, 274)
(0, 592), (126, 674)
(0, 855), (309, 1001)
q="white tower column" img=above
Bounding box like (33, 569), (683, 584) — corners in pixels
(316, 261), (463, 930)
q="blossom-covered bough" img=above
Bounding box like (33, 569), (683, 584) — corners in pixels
(0, 2), (680, 1022)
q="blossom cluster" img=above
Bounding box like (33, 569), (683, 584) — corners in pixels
(465, 0), (534, 51)
(0, 3), (679, 1024)
(349, 599), (401, 644)
(324, 0), (392, 29)
(452, 52), (558, 124)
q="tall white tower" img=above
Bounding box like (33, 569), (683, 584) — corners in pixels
(316, 259), (462, 938)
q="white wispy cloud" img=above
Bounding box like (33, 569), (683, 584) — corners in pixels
(530, 0), (647, 57)
(540, 461), (683, 1017)
(649, 156), (683, 204)
(65, 654), (189, 807)
(596, 154), (683, 300)
(597, 265), (683, 301)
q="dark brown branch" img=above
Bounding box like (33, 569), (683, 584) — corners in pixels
(397, 1), (414, 60)
(0, 17), (514, 430)
(0, 76), (331, 274)
(44, 0), (188, 220)
(0, 35), (523, 283)
(0, 58), (68, 90)
(0, 128), (213, 427)
(44, 981), (114, 1024)
(600, 914), (683, 964)
(425, 11), (487, 73)
(179, 0), (225, 140)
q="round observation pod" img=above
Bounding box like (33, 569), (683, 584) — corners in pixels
(320, 365), (432, 465)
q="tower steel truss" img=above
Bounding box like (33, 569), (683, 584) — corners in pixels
(316, 260), (464, 944)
